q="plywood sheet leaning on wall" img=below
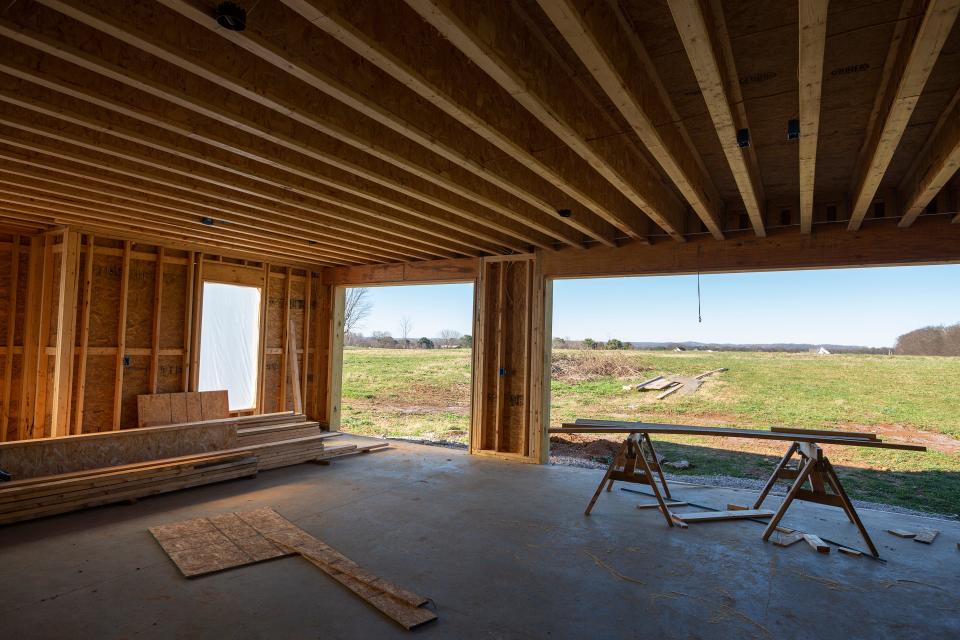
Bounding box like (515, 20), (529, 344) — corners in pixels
(138, 391), (229, 428)
(0, 420), (237, 479)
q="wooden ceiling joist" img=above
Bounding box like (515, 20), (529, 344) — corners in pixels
(0, 47), (538, 256)
(160, 0), (607, 248)
(282, 0), (645, 248)
(30, 0), (580, 249)
(798, 0), (829, 234)
(537, 0), (725, 240)
(0, 8), (558, 254)
(668, 0), (767, 237)
(0, 73), (514, 257)
(404, 0), (688, 241)
(898, 87), (960, 226)
(848, 0), (960, 231)
(0, 118), (464, 261)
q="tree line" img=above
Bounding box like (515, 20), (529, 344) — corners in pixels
(894, 323), (960, 356)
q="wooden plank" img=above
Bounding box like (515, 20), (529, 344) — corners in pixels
(72, 233), (94, 435)
(887, 529), (917, 538)
(674, 509), (774, 523)
(189, 253), (203, 392)
(913, 529), (939, 544)
(287, 318), (303, 415)
(557, 420), (924, 451)
(30, 233), (55, 438)
(278, 267), (292, 410)
(148, 246), (164, 393)
(51, 230), (80, 437)
(770, 426), (877, 440)
(181, 251), (195, 392)
(137, 394), (172, 428)
(667, 0), (766, 236)
(798, 0), (829, 233)
(848, 0), (960, 230)
(301, 272), (311, 413)
(1, 234), (19, 442)
(773, 531), (805, 547)
(112, 240), (131, 430)
(803, 533), (830, 553)
(257, 263), (269, 413)
(200, 390), (229, 421)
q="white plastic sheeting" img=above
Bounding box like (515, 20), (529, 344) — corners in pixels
(198, 283), (261, 410)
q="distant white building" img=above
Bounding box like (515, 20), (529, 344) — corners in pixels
(816, 347), (831, 355)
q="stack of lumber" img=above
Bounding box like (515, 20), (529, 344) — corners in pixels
(236, 419), (323, 446)
(0, 452), (258, 525)
(0, 412), (390, 525)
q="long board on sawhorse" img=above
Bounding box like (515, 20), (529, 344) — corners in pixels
(584, 433), (675, 526)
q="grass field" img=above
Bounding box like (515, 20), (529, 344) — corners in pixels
(340, 347), (960, 515)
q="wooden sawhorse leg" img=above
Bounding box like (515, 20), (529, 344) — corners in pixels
(757, 442), (879, 557)
(584, 434), (674, 526)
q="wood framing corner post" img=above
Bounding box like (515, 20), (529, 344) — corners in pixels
(470, 253), (552, 463)
(325, 285), (345, 430)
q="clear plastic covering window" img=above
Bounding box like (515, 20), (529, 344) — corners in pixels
(198, 282), (261, 411)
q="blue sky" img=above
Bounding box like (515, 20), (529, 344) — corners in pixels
(353, 264), (960, 347)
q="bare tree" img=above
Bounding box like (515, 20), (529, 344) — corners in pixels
(438, 329), (462, 347)
(343, 288), (372, 335)
(399, 316), (413, 348)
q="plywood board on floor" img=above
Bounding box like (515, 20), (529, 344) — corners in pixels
(150, 511), (291, 578)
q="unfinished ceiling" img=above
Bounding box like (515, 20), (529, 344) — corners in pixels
(0, 0), (958, 266)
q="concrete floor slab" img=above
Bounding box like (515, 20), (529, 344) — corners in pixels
(1, 438), (958, 639)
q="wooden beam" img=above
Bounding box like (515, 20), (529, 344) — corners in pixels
(537, 0), (724, 239)
(189, 252), (204, 393)
(899, 87), (960, 226)
(17, 236), (42, 440)
(256, 263), (270, 412)
(31, 233), (55, 437)
(181, 251), (195, 392)
(1, 234), (20, 442)
(24, 0), (576, 250)
(287, 317), (303, 414)
(112, 239), (130, 430)
(148, 246), (164, 393)
(667, 0), (767, 237)
(50, 229), (80, 437)
(326, 257), (480, 287)
(278, 267), (292, 411)
(542, 217), (960, 279)
(163, 0), (602, 248)
(301, 272), (312, 410)
(282, 0), (630, 248)
(848, 0), (960, 230)
(326, 287), (345, 429)
(405, 0), (685, 241)
(72, 233), (93, 435)
(798, 0), (829, 234)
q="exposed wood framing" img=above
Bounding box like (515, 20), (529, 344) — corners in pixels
(50, 229), (80, 436)
(326, 287), (345, 430)
(72, 233), (93, 435)
(1, 234), (20, 441)
(112, 239), (131, 430)
(668, 0), (767, 236)
(848, 0), (960, 230)
(256, 263), (270, 412)
(278, 267), (292, 410)
(798, 0), (828, 234)
(899, 87), (960, 225)
(538, 0), (724, 239)
(148, 246), (164, 392)
(17, 236), (42, 439)
(31, 233), (55, 437)
(181, 250), (195, 391)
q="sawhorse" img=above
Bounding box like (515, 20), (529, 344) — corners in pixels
(584, 433), (676, 527)
(754, 441), (879, 556)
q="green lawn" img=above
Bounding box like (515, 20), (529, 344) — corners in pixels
(341, 348), (960, 515)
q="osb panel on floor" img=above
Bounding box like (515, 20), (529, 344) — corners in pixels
(150, 511), (291, 578)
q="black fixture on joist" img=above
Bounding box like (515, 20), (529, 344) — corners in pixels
(215, 2), (246, 31)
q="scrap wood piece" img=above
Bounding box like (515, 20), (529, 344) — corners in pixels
(887, 529), (917, 538)
(694, 367), (728, 380)
(913, 529), (939, 544)
(150, 510), (291, 578)
(674, 509), (774, 523)
(656, 382), (687, 400)
(727, 503), (749, 511)
(803, 534), (830, 553)
(265, 526), (436, 629)
(773, 531), (805, 547)
(838, 546), (862, 557)
(678, 379), (704, 396)
(640, 376), (676, 391)
(634, 375), (665, 390)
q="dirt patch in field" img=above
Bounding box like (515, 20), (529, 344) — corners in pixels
(552, 351), (653, 381)
(839, 422), (960, 454)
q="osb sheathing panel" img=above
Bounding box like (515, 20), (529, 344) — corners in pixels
(160, 262), (187, 350)
(81, 355), (116, 433)
(0, 421), (237, 478)
(262, 354), (282, 414)
(88, 252), (121, 348)
(502, 262), (529, 455)
(157, 355), (184, 394)
(120, 355), (150, 429)
(126, 258), (157, 349)
(266, 274), (285, 349)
